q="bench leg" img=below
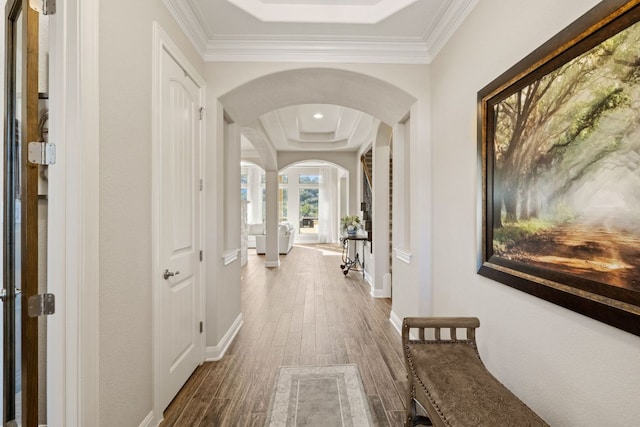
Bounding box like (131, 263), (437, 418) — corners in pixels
(405, 381), (416, 427)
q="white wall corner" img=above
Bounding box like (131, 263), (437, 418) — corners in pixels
(138, 411), (155, 427)
(394, 248), (412, 264)
(222, 248), (240, 266)
(369, 272), (391, 298)
(206, 313), (244, 361)
(389, 311), (403, 335)
(389, 311), (418, 339)
(371, 287), (391, 298)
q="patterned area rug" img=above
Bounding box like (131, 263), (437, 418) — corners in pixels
(265, 365), (374, 427)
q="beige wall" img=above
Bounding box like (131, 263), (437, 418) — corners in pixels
(98, 0), (204, 424)
(91, 1), (640, 425)
(206, 60), (432, 341)
(430, 0), (640, 424)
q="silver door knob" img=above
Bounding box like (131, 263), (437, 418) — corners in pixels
(163, 269), (180, 280)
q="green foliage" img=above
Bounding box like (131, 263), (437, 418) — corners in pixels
(299, 188), (318, 218)
(555, 87), (628, 148)
(299, 175), (320, 184)
(340, 215), (362, 231)
(491, 20), (640, 225)
(493, 219), (553, 253)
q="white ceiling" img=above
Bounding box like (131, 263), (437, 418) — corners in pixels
(225, 0), (422, 24)
(164, 0), (478, 63)
(259, 104), (378, 151)
(165, 0), (477, 155)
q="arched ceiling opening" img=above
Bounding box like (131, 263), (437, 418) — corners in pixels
(220, 68), (415, 170)
(220, 68), (416, 126)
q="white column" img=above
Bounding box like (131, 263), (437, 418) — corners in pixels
(224, 124), (241, 252)
(264, 170), (280, 267)
(392, 119), (411, 252)
(247, 166), (263, 224)
(373, 124), (392, 297)
(340, 176), (348, 220)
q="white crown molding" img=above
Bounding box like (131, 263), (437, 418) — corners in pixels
(204, 36), (430, 64)
(423, 0), (479, 61)
(163, 0), (478, 64)
(163, 0), (208, 55)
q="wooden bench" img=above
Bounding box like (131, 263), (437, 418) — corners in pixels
(402, 317), (549, 427)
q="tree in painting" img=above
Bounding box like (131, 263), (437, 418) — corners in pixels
(492, 20), (640, 292)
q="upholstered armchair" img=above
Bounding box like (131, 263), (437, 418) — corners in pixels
(247, 223), (265, 249)
(255, 223), (296, 255)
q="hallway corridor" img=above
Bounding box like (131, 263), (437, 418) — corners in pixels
(162, 244), (407, 426)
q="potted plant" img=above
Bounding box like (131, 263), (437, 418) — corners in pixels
(340, 215), (362, 237)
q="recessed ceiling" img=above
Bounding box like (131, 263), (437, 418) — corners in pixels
(225, 0), (420, 24)
(259, 104), (378, 151)
(161, 0), (479, 156)
(163, 0), (479, 63)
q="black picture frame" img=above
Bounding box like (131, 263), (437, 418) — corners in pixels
(478, 0), (640, 337)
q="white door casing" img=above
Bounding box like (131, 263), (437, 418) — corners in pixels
(155, 40), (204, 413)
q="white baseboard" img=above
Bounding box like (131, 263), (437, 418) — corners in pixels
(370, 287), (391, 298)
(206, 313), (244, 361)
(364, 270), (373, 288)
(389, 310), (403, 335)
(138, 411), (155, 427)
(390, 311), (418, 339)
(368, 272), (391, 298)
(265, 260), (280, 268)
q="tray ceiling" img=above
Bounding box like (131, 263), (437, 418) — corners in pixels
(163, 0), (479, 63)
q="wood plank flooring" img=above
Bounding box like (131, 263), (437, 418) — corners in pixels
(162, 244), (408, 426)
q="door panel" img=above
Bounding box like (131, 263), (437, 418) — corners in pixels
(3, 1), (46, 425)
(159, 49), (202, 411)
(4, 4), (24, 423)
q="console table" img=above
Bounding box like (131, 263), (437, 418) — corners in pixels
(340, 236), (368, 278)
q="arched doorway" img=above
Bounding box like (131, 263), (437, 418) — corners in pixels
(220, 67), (415, 294)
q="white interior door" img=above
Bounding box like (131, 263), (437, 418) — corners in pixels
(158, 49), (202, 411)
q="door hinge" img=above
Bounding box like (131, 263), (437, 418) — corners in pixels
(200, 250), (203, 261)
(28, 142), (56, 165)
(29, 0), (56, 15)
(27, 293), (55, 317)
(199, 107), (205, 120)
(200, 321), (203, 333)
(199, 179), (203, 191)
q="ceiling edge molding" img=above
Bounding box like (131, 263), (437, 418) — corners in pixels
(224, 0), (420, 24)
(423, 0), (479, 61)
(204, 36), (429, 64)
(165, 0), (478, 64)
(162, 0), (208, 56)
(285, 139), (351, 151)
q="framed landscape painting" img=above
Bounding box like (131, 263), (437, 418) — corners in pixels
(478, 0), (640, 336)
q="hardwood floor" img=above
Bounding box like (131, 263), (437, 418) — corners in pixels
(162, 244), (408, 426)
